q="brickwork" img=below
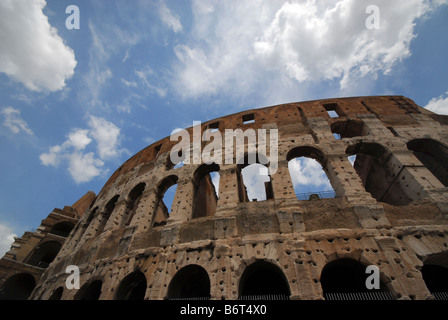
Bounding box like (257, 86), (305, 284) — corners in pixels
(1, 96), (448, 300)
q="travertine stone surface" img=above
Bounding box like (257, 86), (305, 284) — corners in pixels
(1, 96), (447, 300)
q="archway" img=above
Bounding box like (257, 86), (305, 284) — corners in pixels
(115, 271), (147, 300)
(239, 260), (290, 300)
(26, 241), (62, 268)
(167, 265), (210, 300)
(237, 153), (273, 202)
(320, 258), (392, 300)
(74, 280), (102, 300)
(96, 195), (119, 236)
(123, 183), (146, 227)
(193, 163), (220, 218)
(153, 175), (178, 227)
(287, 146), (335, 200)
(0, 273), (36, 300)
(346, 142), (412, 206)
(48, 286), (63, 300)
(421, 253), (448, 300)
(49, 221), (75, 237)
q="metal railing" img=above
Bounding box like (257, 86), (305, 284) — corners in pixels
(239, 294), (289, 300)
(432, 292), (448, 300)
(296, 190), (336, 201)
(324, 292), (394, 301)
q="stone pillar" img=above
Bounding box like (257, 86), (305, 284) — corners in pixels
(270, 159), (297, 201)
(167, 177), (194, 224)
(215, 165), (240, 216)
(131, 188), (159, 234)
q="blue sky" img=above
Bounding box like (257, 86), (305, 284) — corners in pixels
(1, 0), (448, 256)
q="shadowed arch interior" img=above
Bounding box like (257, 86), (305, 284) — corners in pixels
(0, 273), (36, 300)
(239, 260), (290, 299)
(115, 271), (147, 300)
(167, 265), (210, 299)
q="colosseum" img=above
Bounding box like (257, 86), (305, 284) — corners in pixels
(1, 95), (447, 301)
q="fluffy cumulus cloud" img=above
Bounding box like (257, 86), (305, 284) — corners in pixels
(1, 107), (34, 135)
(424, 91), (448, 115)
(0, 0), (76, 92)
(171, 0), (446, 103)
(241, 164), (271, 201)
(0, 224), (17, 258)
(39, 116), (127, 184)
(288, 157), (332, 192)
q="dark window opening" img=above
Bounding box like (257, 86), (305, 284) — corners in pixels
(193, 163), (220, 219)
(74, 280), (103, 300)
(25, 241), (62, 269)
(242, 113), (255, 125)
(421, 254), (448, 300)
(154, 144), (162, 157)
(115, 271), (147, 300)
(321, 258), (392, 300)
(167, 265), (210, 300)
(0, 273), (36, 300)
(48, 287), (63, 300)
(207, 121), (220, 132)
(323, 103), (344, 118)
(49, 221), (75, 237)
(331, 119), (366, 139)
(239, 260), (290, 300)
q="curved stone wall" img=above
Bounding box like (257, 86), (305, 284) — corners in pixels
(30, 96), (448, 300)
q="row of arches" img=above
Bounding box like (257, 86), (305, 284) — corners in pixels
(76, 137), (447, 240)
(41, 255), (448, 300)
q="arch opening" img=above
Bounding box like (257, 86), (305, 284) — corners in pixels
(239, 261), (290, 300)
(421, 253), (448, 300)
(237, 153), (273, 202)
(167, 265), (210, 300)
(123, 183), (146, 227)
(49, 221), (75, 237)
(26, 241), (62, 268)
(48, 286), (63, 300)
(96, 195), (119, 236)
(193, 163), (220, 218)
(74, 280), (102, 300)
(320, 258), (392, 300)
(346, 142), (412, 206)
(407, 138), (448, 187)
(115, 271), (147, 300)
(0, 273), (36, 300)
(153, 175), (178, 228)
(287, 146), (335, 200)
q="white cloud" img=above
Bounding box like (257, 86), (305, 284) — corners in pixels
(1, 107), (34, 135)
(241, 163), (271, 201)
(67, 152), (105, 184)
(424, 91), (448, 115)
(171, 0), (445, 104)
(0, 0), (76, 92)
(88, 115), (123, 159)
(159, 1), (183, 33)
(0, 224), (17, 258)
(288, 157), (332, 191)
(39, 116), (127, 184)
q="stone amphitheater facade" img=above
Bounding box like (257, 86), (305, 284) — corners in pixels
(1, 95), (448, 300)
